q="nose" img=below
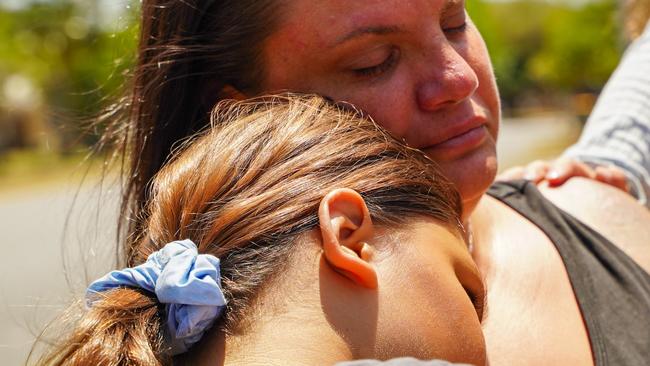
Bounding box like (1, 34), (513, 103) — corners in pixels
(416, 43), (479, 112)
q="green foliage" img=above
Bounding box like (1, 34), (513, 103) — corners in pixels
(468, 0), (622, 108)
(0, 0), (625, 147)
(529, 1), (621, 91)
(0, 1), (139, 146)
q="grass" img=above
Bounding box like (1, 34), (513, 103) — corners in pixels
(0, 149), (106, 194)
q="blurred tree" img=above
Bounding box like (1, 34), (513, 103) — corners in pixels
(529, 0), (621, 92)
(0, 1), (138, 150)
(0, 0), (625, 150)
(468, 0), (622, 111)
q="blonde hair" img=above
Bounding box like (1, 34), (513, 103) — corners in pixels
(37, 95), (462, 366)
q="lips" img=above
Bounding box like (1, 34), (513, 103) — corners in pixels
(421, 117), (489, 160)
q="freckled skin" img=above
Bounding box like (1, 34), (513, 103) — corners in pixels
(263, 0), (501, 217)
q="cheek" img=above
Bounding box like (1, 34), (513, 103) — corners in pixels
(334, 75), (416, 139)
(263, 44), (416, 140)
(377, 262), (486, 364)
(464, 26), (501, 131)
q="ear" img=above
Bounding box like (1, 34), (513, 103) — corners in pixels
(319, 188), (378, 289)
(220, 85), (247, 101)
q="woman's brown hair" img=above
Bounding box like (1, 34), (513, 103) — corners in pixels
(103, 0), (281, 263)
(41, 95), (462, 365)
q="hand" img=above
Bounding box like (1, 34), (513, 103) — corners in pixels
(496, 157), (630, 192)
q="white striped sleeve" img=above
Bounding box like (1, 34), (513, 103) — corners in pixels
(563, 21), (650, 208)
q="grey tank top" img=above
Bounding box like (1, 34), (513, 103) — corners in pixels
(488, 180), (650, 365)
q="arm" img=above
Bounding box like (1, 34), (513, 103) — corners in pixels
(562, 21), (650, 207)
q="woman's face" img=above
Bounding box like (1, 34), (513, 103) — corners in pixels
(262, 0), (500, 212)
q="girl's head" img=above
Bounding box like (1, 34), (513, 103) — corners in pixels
(56, 95), (486, 365)
(120, 0), (500, 246)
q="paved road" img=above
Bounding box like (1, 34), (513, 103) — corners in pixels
(497, 114), (582, 168)
(0, 182), (120, 365)
(0, 115), (582, 365)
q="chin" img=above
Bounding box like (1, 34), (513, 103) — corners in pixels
(437, 144), (498, 216)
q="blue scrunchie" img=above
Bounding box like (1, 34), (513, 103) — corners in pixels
(86, 239), (227, 355)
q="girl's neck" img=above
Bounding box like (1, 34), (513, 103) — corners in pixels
(189, 301), (353, 366)
(225, 321), (349, 366)
(186, 268), (355, 366)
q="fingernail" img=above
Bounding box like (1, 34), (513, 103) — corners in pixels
(547, 171), (560, 180)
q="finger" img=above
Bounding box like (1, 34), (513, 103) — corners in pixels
(606, 166), (629, 191)
(496, 166), (526, 181)
(594, 166), (630, 192)
(524, 160), (551, 183)
(546, 158), (595, 186)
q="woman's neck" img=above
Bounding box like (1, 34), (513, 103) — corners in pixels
(461, 186), (490, 222)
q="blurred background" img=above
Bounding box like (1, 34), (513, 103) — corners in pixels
(0, 0), (631, 364)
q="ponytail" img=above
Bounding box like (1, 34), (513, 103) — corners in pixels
(38, 288), (170, 366)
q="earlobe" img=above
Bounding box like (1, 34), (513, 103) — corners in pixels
(319, 189), (378, 289)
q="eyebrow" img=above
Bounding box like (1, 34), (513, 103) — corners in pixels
(330, 0), (464, 48)
(332, 25), (403, 48)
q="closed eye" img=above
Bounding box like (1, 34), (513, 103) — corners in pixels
(464, 281), (487, 322)
(353, 48), (400, 78)
(444, 22), (467, 35)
